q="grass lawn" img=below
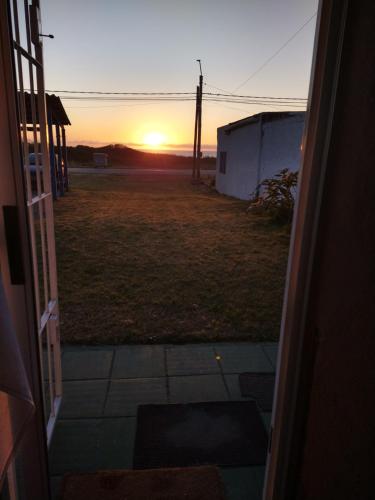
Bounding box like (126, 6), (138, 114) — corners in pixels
(54, 174), (291, 344)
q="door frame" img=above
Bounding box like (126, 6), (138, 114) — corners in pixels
(0, 0), (354, 498)
(263, 1), (349, 498)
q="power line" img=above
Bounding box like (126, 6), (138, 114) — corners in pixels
(60, 97), (196, 101)
(205, 101), (264, 114)
(61, 102), (307, 111)
(204, 98), (306, 107)
(204, 82), (232, 94)
(208, 99), (286, 112)
(42, 88), (307, 101)
(64, 101), (306, 112)
(46, 90), (196, 95)
(58, 97), (306, 109)
(206, 92), (307, 101)
(65, 102), (169, 109)
(58, 96), (306, 105)
(232, 11), (317, 93)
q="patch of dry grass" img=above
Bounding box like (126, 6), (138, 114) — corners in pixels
(54, 174), (290, 344)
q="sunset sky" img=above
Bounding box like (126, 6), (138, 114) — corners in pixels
(41, 0), (318, 152)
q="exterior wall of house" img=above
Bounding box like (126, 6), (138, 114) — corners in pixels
(216, 113), (305, 200)
(216, 122), (260, 200)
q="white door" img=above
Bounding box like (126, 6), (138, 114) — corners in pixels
(5, 0), (63, 443)
(0, 1), (62, 498)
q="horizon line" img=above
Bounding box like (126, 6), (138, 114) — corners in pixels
(67, 141), (217, 150)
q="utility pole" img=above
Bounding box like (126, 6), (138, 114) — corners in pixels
(192, 85), (199, 180)
(192, 59), (203, 183)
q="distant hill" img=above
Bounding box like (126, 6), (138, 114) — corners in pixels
(67, 144), (216, 169)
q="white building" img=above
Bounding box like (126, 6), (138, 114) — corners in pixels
(216, 111), (305, 200)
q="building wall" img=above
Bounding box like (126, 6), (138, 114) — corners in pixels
(216, 122), (260, 200)
(216, 113), (305, 200)
(260, 114), (304, 183)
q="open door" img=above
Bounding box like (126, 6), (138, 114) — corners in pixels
(0, 0), (62, 498)
(263, 1), (350, 497)
(264, 0), (375, 498)
(3, 0), (63, 440)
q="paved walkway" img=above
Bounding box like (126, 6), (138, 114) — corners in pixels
(69, 167), (216, 176)
(50, 342), (278, 499)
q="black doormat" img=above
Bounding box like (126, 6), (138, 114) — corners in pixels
(238, 373), (275, 411)
(133, 401), (268, 469)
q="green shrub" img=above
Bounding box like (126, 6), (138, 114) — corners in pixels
(248, 168), (299, 224)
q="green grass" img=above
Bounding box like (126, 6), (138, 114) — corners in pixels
(54, 174), (291, 344)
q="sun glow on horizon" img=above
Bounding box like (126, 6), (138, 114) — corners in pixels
(142, 131), (166, 149)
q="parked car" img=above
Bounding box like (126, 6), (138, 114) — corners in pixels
(28, 152), (43, 171)
(27, 153), (43, 193)
(28, 152), (62, 194)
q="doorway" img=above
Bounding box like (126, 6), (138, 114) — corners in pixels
(5, 0), (366, 499)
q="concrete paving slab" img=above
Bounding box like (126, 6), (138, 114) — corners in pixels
(169, 374), (228, 404)
(60, 380), (108, 418)
(104, 378), (167, 416)
(49, 419), (100, 475)
(262, 412), (272, 432)
(224, 375), (273, 432)
(225, 374), (251, 401)
(166, 345), (220, 375)
(252, 466), (266, 494)
(215, 344), (274, 374)
(221, 467), (263, 500)
(262, 343), (279, 369)
(51, 342), (276, 487)
(112, 345), (165, 378)
(225, 373), (275, 406)
(97, 417), (137, 469)
(62, 350), (113, 380)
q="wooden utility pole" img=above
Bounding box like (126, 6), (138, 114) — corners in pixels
(192, 85), (199, 180)
(192, 60), (203, 183)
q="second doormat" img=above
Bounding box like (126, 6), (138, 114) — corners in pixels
(133, 401), (268, 469)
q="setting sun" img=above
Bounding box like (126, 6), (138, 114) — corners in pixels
(142, 131), (166, 148)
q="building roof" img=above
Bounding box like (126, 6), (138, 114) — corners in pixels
(22, 92), (71, 125)
(219, 111), (305, 135)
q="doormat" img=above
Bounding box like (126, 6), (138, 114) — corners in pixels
(133, 401), (268, 469)
(238, 373), (275, 411)
(60, 466), (226, 500)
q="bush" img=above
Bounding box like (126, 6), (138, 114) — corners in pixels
(248, 168), (299, 224)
